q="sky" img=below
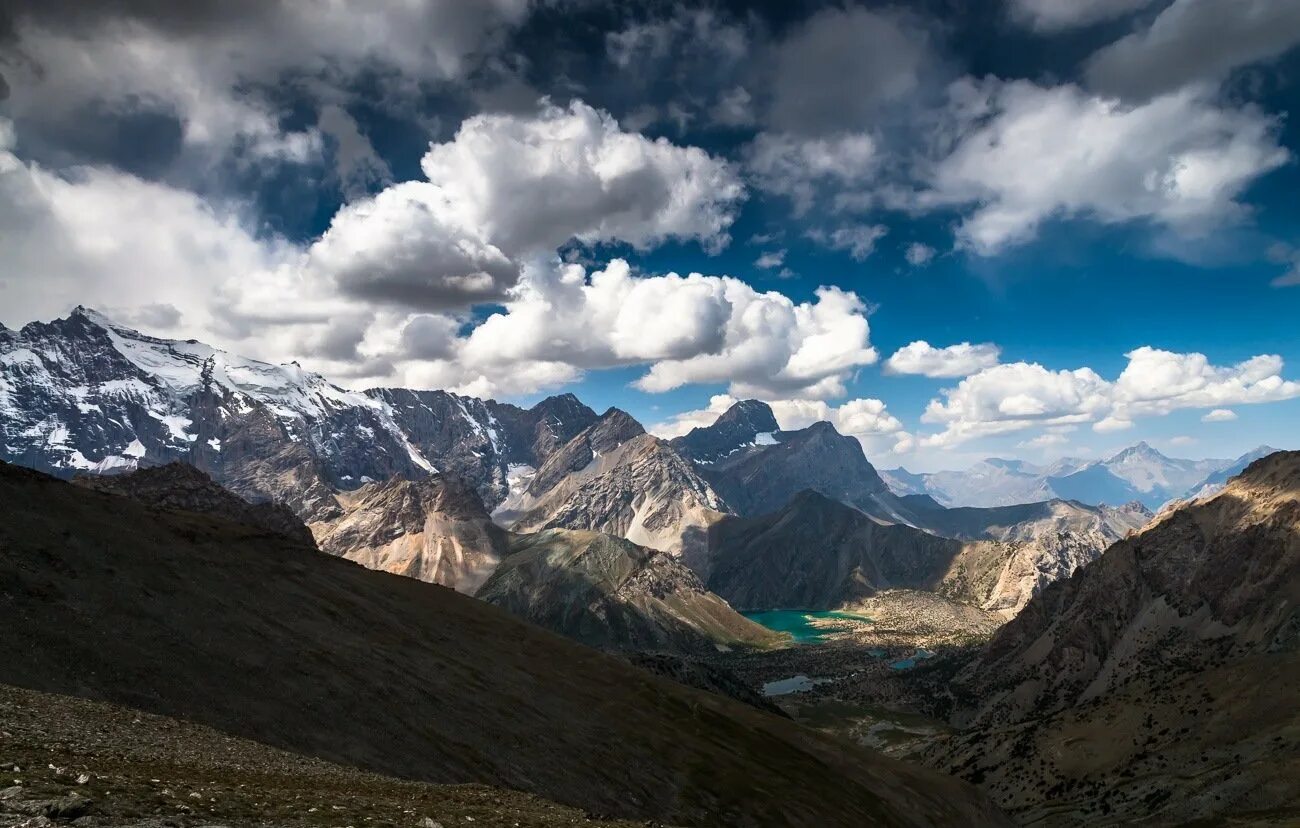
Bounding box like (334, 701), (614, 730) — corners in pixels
(1, 0), (1299, 472)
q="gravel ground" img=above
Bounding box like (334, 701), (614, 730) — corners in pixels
(0, 683), (653, 828)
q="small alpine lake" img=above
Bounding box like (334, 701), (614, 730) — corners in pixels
(741, 609), (874, 644)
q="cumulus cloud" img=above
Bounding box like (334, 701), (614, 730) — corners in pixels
(0, 125), (296, 334)
(1086, 0), (1300, 99)
(905, 243), (936, 266)
(317, 105), (392, 198)
(1008, 0), (1153, 32)
(920, 346), (1300, 446)
(1017, 432), (1070, 449)
(754, 249), (786, 270)
(745, 132), (878, 216)
(885, 341), (1001, 378)
(304, 181), (519, 311)
(650, 393), (910, 456)
(918, 80), (1289, 255)
(417, 100), (745, 254)
(1202, 408), (1238, 422)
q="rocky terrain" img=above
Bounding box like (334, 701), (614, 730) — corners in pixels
(705, 489), (1145, 619)
(678, 402), (917, 526)
(0, 682), (647, 828)
(0, 307), (595, 519)
(477, 528), (780, 655)
(505, 410), (729, 574)
(920, 451), (1300, 824)
(311, 473), (509, 593)
(73, 462), (314, 546)
(0, 460), (1009, 828)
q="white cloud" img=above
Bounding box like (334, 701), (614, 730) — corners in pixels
(754, 249), (786, 270)
(919, 80), (1289, 255)
(905, 243), (936, 266)
(1168, 435), (1197, 446)
(417, 101), (745, 255)
(1202, 408), (1238, 422)
(810, 225), (890, 262)
(745, 132), (878, 216)
(885, 340), (1001, 378)
(920, 346), (1300, 446)
(0, 126), (296, 336)
(1008, 0), (1153, 32)
(391, 259), (880, 400)
(1086, 0), (1300, 99)
(1017, 432), (1070, 448)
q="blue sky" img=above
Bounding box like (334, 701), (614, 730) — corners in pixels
(1, 0), (1298, 471)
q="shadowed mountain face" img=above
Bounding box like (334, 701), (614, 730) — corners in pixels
(73, 461), (314, 546)
(707, 490), (965, 611)
(924, 451), (1300, 825)
(669, 399), (780, 464)
(476, 528), (782, 655)
(0, 461), (1009, 828)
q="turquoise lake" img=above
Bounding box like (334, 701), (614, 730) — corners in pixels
(741, 610), (873, 643)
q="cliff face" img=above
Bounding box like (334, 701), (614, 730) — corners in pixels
(312, 474), (510, 594)
(920, 452), (1300, 826)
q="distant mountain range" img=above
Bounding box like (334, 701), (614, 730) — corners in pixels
(882, 441), (1280, 510)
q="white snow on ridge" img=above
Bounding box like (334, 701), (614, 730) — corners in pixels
(754, 432), (778, 446)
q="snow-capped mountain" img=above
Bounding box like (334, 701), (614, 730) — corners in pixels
(0, 307), (595, 518)
(883, 441), (1266, 510)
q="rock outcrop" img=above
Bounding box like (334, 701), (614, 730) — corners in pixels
(923, 451), (1300, 825)
(312, 474), (510, 593)
(74, 462), (314, 546)
(504, 410), (730, 574)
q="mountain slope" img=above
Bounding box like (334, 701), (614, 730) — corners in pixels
(311, 474), (510, 593)
(476, 528), (782, 654)
(708, 491), (1150, 618)
(0, 308), (591, 517)
(922, 451), (1300, 824)
(0, 460), (1008, 828)
(689, 402), (915, 526)
(505, 409), (730, 573)
(706, 490), (967, 611)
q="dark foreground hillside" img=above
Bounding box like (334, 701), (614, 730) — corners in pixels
(0, 461), (1008, 828)
(0, 682), (645, 828)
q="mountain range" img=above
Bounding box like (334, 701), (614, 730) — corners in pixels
(0, 459), (1006, 827)
(882, 442), (1281, 511)
(923, 451), (1300, 823)
(0, 308), (1168, 631)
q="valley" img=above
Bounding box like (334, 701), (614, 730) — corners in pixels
(1, 308), (1296, 826)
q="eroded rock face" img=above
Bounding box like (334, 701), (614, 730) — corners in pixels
(952, 451), (1300, 728)
(504, 411), (730, 574)
(74, 462), (315, 546)
(312, 474), (509, 594)
(477, 528), (780, 655)
(921, 452), (1300, 826)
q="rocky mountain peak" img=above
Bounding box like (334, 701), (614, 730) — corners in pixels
(669, 399), (779, 464)
(590, 407), (646, 450)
